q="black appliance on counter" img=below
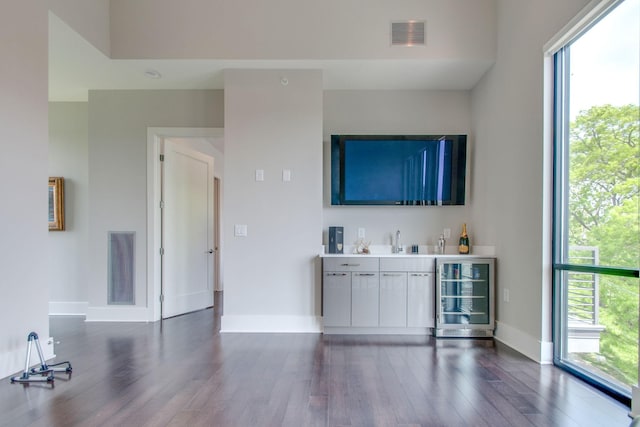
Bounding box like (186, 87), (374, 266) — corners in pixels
(328, 227), (344, 254)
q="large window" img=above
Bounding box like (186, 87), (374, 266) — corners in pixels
(553, 0), (639, 401)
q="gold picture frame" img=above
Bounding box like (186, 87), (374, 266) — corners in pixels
(48, 177), (65, 231)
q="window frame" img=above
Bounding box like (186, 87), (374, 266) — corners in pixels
(550, 0), (639, 405)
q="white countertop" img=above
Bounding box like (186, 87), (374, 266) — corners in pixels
(320, 253), (490, 258)
(319, 244), (495, 258)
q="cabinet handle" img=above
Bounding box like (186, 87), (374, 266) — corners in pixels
(410, 273), (431, 277)
(355, 273), (376, 277)
(383, 273), (403, 277)
(340, 263), (360, 267)
(327, 273), (348, 276)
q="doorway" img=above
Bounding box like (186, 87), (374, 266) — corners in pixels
(147, 127), (224, 322)
(161, 140), (214, 318)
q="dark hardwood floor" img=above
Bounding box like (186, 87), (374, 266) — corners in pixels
(0, 293), (630, 427)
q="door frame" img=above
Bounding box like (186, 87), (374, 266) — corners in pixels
(147, 127), (224, 322)
(214, 176), (222, 292)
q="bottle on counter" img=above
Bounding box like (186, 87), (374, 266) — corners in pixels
(458, 223), (470, 254)
(437, 235), (445, 254)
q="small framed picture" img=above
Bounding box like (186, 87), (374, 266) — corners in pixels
(48, 177), (65, 231)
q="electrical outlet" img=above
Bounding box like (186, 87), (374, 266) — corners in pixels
(358, 228), (366, 239)
(503, 288), (510, 302)
(443, 228), (451, 239)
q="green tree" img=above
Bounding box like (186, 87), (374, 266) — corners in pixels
(568, 104), (639, 387)
(569, 104), (639, 251)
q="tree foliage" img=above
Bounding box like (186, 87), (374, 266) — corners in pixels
(567, 104), (639, 387)
(569, 104), (639, 250)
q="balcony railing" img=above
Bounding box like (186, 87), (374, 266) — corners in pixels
(568, 246), (600, 325)
(567, 246), (605, 353)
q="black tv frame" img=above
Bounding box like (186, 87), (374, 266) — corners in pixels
(330, 134), (467, 206)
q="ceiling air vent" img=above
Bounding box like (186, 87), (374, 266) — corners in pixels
(391, 21), (426, 46)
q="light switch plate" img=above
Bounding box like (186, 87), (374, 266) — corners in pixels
(282, 169), (291, 182)
(234, 224), (248, 237)
(255, 169), (264, 182)
(358, 228), (366, 239)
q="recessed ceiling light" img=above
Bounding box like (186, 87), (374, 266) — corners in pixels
(144, 69), (162, 79)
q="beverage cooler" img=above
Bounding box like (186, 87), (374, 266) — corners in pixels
(435, 258), (495, 337)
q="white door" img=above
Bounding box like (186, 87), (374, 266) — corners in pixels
(162, 140), (214, 318)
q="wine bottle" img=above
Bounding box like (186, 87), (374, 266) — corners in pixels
(458, 223), (470, 254)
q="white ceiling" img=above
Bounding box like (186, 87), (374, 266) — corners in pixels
(49, 14), (494, 102)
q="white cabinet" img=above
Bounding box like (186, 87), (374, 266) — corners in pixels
(323, 272), (351, 327)
(323, 257), (379, 273)
(322, 255), (494, 336)
(379, 271), (433, 328)
(380, 258), (434, 329)
(322, 257), (379, 328)
(351, 272), (379, 326)
(322, 256), (436, 333)
(379, 272), (407, 327)
(407, 273), (434, 327)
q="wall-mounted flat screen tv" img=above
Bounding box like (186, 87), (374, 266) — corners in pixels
(331, 134), (467, 206)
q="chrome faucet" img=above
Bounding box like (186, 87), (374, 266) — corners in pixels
(393, 230), (402, 253)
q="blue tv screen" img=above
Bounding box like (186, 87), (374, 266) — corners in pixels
(331, 135), (467, 205)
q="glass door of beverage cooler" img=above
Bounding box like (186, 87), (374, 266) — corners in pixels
(435, 258), (494, 337)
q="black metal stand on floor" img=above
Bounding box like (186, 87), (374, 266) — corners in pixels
(10, 332), (72, 386)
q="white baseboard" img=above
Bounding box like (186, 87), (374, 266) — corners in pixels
(0, 336), (56, 380)
(324, 326), (431, 335)
(221, 315), (322, 333)
(49, 301), (88, 316)
(494, 320), (554, 364)
(86, 306), (151, 322)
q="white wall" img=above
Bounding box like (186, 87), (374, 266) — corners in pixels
(87, 90), (223, 321)
(109, 0), (496, 62)
(222, 69), (323, 332)
(48, 102), (89, 314)
(0, 2), (52, 378)
(471, 0), (591, 362)
(48, 0), (110, 56)
(323, 90), (475, 250)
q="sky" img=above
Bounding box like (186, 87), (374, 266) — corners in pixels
(569, 0), (639, 119)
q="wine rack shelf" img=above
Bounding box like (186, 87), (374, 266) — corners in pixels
(435, 258), (495, 337)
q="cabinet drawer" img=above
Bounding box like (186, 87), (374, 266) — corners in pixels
(323, 257), (379, 272)
(379, 257), (434, 272)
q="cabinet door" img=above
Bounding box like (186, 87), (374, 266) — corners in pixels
(408, 273), (434, 327)
(323, 272), (351, 327)
(379, 272), (407, 327)
(351, 272), (379, 327)
(469, 263), (490, 324)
